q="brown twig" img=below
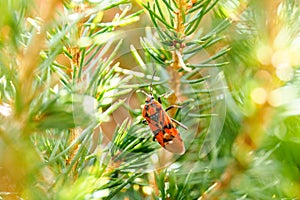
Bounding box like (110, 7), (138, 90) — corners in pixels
(167, 0), (189, 107)
(64, 2), (90, 178)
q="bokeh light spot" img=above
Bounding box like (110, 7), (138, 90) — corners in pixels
(251, 87), (267, 105)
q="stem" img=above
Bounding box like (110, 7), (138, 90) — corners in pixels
(66, 2), (89, 178)
(167, 0), (187, 107)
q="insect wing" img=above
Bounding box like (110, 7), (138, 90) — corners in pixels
(161, 115), (185, 155)
(142, 99), (185, 155)
(142, 100), (164, 130)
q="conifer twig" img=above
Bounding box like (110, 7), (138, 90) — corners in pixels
(167, 0), (190, 107)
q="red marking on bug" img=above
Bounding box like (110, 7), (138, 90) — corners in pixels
(140, 76), (187, 154)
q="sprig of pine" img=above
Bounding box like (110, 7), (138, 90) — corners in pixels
(0, 1), (149, 199)
(128, 0), (230, 199)
(2, 0), (300, 199)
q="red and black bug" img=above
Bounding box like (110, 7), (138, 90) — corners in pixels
(141, 73), (187, 155)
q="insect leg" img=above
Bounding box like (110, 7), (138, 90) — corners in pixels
(153, 135), (156, 141)
(157, 91), (174, 104)
(158, 96), (162, 104)
(152, 130), (160, 141)
(165, 105), (183, 112)
(171, 118), (188, 130)
(165, 104), (188, 130)
(165, 101), (190, 112)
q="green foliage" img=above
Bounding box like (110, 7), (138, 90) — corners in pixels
(1, 0), (300, 200)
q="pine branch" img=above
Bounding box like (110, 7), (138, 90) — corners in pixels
(2, 0), (299, 199)
(0, 0), (146, 199)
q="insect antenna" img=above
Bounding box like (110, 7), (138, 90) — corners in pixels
(149, 70), (156, 96)
(137, 70), (157, 97)
(139, 90), (151, 97)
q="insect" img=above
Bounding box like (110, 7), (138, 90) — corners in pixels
(141, 73), (187, 155)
